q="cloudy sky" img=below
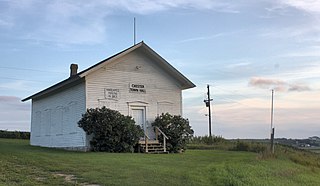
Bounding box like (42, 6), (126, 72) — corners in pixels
(1, 0), (319, 139)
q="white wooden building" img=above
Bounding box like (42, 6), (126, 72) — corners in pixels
(22, 42), (195, 151)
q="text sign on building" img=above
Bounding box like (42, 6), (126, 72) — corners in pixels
(129, 83), (146, 94)
(104, 88), (120, 100)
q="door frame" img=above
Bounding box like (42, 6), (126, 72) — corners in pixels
(130, 106), (146, 133)
(127, 101), (148, 135)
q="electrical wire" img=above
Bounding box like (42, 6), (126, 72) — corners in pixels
(0, 76), (54, 83)
(0, 66), (67, 74)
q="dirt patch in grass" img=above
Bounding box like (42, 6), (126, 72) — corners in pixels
(54, 173), (100, 186)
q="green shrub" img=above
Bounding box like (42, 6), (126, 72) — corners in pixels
(0, 130), (30, 139)
(152, 113), (194, 153)
(249, 143), (268, 153)
(78, 107), (143, 152)
(189, 135), (226, 145)
(233, 140), (250, 151)
(231, 140), (267, 153)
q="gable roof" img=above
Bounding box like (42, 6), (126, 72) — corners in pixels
(22, 41), (196, 102)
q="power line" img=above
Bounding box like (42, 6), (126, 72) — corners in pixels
(213, 85), (255, 100)
(0, 66), (67, 74)
(0, 76), (54, 83)
(207, 85), (266, 109)
(209, 85), (316, 123)
(0, 66), (67, 83)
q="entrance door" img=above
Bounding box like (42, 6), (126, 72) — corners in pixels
(131, 108), (146, 132)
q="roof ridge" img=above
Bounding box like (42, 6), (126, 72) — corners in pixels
(22, 41), (195, 102)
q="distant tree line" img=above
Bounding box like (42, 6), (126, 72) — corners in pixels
(0, 130), (30, 139)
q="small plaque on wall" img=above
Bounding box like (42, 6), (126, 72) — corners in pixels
(129, 83), (146, 94)
(104, 88), (120, 100)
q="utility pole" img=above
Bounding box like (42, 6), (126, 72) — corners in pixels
(270, 89), (275, 154)
(204, 85), (213, 137)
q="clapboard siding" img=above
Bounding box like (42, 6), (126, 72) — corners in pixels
(24, 42), (194, 150)
(30, 82), (87, 149)
(85, 50), (182, 139)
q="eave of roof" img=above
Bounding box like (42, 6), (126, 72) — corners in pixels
(21, 76), (84, 102)
(22, 41), (195, 102)
(138, 42), (196, 90)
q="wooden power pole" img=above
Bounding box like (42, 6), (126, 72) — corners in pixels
(204, 85), (213, 137)
(270, 89), (275, 154)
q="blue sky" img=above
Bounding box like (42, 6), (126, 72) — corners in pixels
(1, 0), (319, 138)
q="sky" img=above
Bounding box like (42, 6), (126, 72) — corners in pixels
(0, 0), (319, 139)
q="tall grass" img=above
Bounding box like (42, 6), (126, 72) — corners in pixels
(188, 136), (268, 153)
(189, 135), (226, 145)
(187, 135), (232, 150)
(276, 145), (320, 168)
(188, 136), (320, 168)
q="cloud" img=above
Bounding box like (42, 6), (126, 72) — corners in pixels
(184, 91), (320, 138)
(249, 77), (287, 91)
(258, 1), (320, 46)
(0, 96), (30, 110)
(0, 96), (20, 102)
(0, 80), (32, 92)
(177, 30), (244, 44)
(280, 0), (320, 14)
(258, 24), (320, 46)
(0, 19), (13, 28)
(22, 1), (108, 45)
(226, 62), (252, 69)
(0, 95), (30, 131)
(177, 33), (225, 43)
(280, 46), (320, 58)
(288, 84), (311, 92)
(249, 77), (311, 92)
(106, 0), (240, 14)
(1, 0), (241, 45)
(270, 62), (320, 83)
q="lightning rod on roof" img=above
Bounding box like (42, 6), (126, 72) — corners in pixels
(133, 17), (136, 45)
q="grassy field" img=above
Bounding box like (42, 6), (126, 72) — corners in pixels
(312, 149), (320, 153)
(301, 147), (320, 154)
(1, 139), (320, 186)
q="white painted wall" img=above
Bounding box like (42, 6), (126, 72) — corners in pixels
(29, 48), (185, 149)
(30, 82), (87, 149)
(85, 49), (182, 139)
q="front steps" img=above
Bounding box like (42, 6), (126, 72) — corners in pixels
(139, 140), (168, 154)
